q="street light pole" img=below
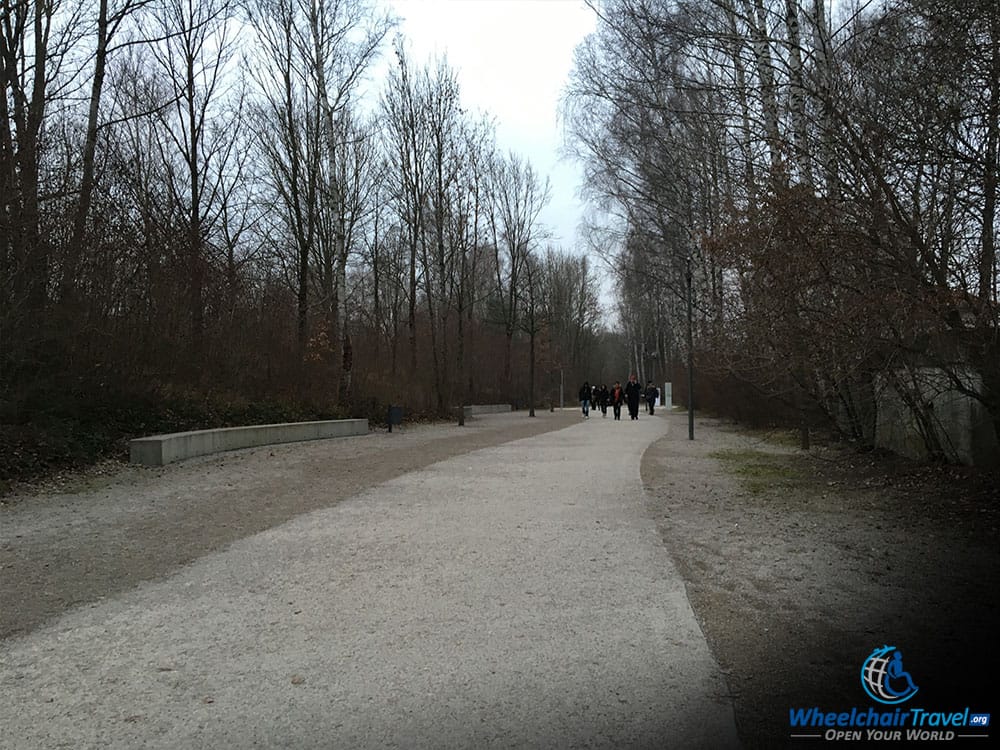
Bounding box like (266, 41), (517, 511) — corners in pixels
(686, 255), (694, 440)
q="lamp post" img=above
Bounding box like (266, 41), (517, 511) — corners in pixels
(686, 255), (694, 440)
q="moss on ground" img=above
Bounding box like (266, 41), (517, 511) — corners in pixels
(709, 448), (802, 495)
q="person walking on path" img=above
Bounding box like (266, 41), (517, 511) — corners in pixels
(625, 374), (642, 420)
(610, 381), (624, 420)
(598, 384), (609, 417)
(645, 381), (659, 415)
(579, 381), (591, 419)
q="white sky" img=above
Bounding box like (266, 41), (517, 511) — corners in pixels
(384, 0), (597, 250)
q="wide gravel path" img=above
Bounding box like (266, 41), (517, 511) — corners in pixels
(1, 412), (739, 749)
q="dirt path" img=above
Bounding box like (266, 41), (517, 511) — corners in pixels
(642, 411), (999, 748)
(1, 411), (577, 639)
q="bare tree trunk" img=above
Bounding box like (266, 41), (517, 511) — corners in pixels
(62, 0), (111, 305)
(456, 225), (468, 425)
(808, 0), (839, 197)
(1, 0), (52, 324)
(420, 235), (445, 413)
(466, 300), (476, 399)
(457, 297), (466, 425)
(371, 204), (382, 368)
(498, 326), (509, 394)
(466, 215), (480, 403)
(297, 229), (309, 356)
(185, 40), (204, 359)
(981, 7), (999, 302)
(724, 0), (758, 204)
(744, 0), (784, 177)
(784, 0), (812, 185)
(407, 234), (418, 372)
(333, 210), (348, 401)
(309, 6), (344, 385)
(24, 0), (49, 315)
(528, 327), (536, 417)
(637, 319), (646, 384)
(391, 264), (401, 378)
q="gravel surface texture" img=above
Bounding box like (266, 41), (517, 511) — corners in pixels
(1, 410), (740, 749)
(7, 408), (992, 748)
(2, 412), (578, 639)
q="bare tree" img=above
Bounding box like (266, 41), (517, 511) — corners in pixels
(247, 0), (392, 388)
(453, 119), (494, 424)
(147, 0), (241, 359)
(570, 0), (1000, 456)
(381, 37), (428, 378)
(60, 0), (156, 307)
(487, 151), (550, 399)
(518, 249), (545, 417)
(1, 0), (86, 363)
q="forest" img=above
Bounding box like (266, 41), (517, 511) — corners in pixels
(1, 0), (613, 484)
(2, 0), (998, 484)
(566, 0), (999, 460)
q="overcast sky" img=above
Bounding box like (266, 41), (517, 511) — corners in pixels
(384, 0), (597, 250)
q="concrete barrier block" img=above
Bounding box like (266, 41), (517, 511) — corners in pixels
(129, 419), (368, 466)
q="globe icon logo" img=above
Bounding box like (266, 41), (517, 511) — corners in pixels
(861, 645), (919, 704)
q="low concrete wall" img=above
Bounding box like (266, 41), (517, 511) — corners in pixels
(129, 419), (369, 466)
(457, 404), (513, 418)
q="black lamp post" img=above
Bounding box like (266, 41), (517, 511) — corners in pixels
(686, 255), (694, 440)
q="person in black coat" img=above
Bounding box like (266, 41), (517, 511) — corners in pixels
(597, 384), (609, 417)
(610, 381), (624, 420)
(578, 381), (591, 419)
(645, 381), (659, 415)
(624, 374), (642, 420)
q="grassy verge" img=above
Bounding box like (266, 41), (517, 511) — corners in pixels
(709, 448), (802, 496)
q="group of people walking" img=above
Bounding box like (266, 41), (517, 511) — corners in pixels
(578, 375), (660, 421)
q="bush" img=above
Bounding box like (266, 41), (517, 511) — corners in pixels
(0, 381), (347, 491)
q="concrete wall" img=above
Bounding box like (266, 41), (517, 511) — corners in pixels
(129, 419), (369, 466)
(464, 404), (513, 416)
(875, 368), (999, 466)
(452, 404), (514, 420)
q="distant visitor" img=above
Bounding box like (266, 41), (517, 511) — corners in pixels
(610, 381), (624, 420)
(624, 374), (642, 420)
(645, 381), (659, 415)
(576, 376), (655, 423)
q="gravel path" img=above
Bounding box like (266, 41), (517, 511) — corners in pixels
(0, 411), (739, 749)
(1, 412), (577, 639)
